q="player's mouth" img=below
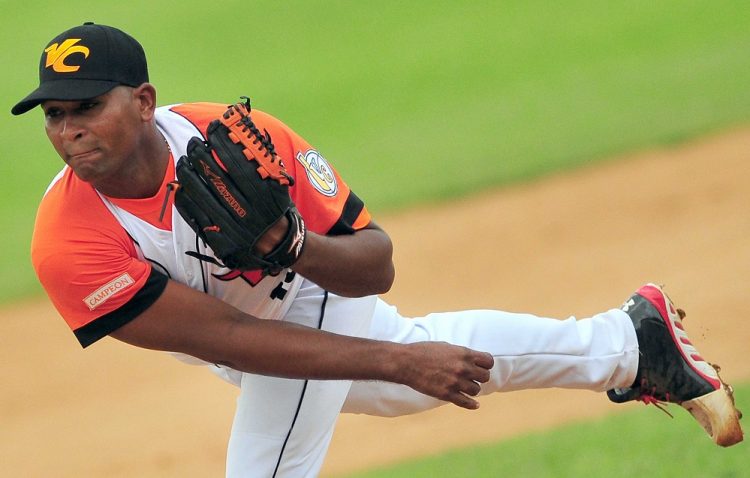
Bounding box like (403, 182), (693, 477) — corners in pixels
(67, 148), (101, 162)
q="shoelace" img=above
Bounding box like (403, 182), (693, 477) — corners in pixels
(635, 377), (674, 417)
(638, 393), (674, 418)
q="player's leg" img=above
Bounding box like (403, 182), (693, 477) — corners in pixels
(225, 283), (377, 478)
(342, 298), (638, 416)
(343, 284), (743, 446)
(226, 372), (347, 478)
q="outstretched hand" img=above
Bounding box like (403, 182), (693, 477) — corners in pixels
(398, 342), (494, 410)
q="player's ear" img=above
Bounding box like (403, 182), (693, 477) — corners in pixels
(133, 83), (157, 121)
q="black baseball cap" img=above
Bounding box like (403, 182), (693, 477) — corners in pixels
(11, 22), (148, 115)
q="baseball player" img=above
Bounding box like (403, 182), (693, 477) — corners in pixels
(13, 23), (742, 477)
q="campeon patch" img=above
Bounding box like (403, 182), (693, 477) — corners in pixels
(83, 273), (135, 310)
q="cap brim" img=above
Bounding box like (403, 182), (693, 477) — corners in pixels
(11, 79), (120, 115)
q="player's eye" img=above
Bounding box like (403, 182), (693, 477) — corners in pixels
(77, 101), (99, 112)
(44, 108), (62, 120)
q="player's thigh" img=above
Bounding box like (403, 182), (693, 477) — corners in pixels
(342, 299), (443, 416)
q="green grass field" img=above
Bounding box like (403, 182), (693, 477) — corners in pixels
(2, 1), (750, 302)
(340, 382), (750, 478)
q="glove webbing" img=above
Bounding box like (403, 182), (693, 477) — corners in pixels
(220, 97), (294, 186)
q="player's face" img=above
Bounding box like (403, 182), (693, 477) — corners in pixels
(42, 87), (145, 185)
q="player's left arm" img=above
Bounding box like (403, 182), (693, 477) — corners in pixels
(257, 218), (394, 297)
(174, 103), (395, 297)
(249, 108), (394, 297)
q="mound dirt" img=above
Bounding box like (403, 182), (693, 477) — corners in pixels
(2, 126), (748, 477)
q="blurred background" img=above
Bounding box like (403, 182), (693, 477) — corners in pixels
(1, 1), (749, 476)
(3, 0), (750, 302)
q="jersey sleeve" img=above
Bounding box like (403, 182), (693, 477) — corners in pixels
(253, 110), (372, 235)
(31, 169), (168, 347)
(169, 102), (372, 235)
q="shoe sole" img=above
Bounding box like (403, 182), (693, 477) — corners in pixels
(640, 284), (744, 447)
(682, 370), (744, 447)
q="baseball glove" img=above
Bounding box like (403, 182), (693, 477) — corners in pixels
(173, 97), (306, 276)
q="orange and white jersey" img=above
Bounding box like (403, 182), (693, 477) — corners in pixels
(31, 102), (371, 348)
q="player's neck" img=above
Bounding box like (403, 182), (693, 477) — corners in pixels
(94, 127), (171, 199)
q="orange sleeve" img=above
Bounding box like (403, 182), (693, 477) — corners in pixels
(255, 110), (372, 235)
(31, 169), (164, 346)
(169, 102), (371, 235)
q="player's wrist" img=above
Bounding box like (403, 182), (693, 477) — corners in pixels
(254, 216), (290, 256)
(374, 342), (418, 386)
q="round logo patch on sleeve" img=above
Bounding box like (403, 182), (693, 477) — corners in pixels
(295, 149), (338, 197)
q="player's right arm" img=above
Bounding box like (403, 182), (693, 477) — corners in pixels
(32, 167), (492, 409)
(111, 279), (493, 410)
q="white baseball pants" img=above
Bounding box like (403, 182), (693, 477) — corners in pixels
(220, 280), (639, 477)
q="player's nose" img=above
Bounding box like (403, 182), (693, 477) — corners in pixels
(59, 117), (87, 142)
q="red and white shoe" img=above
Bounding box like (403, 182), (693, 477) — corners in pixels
(607, 283), (743, 447)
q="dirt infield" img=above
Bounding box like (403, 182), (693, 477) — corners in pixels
(2, 126), (749, 477)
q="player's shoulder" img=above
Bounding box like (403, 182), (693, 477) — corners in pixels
(36, 166), (100, 225)
(158, 101), (292, 137)
(33, 167), (128, 260)
(159, 101), (226, 123)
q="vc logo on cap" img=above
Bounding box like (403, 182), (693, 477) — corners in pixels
(44, 38), (89, 73)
